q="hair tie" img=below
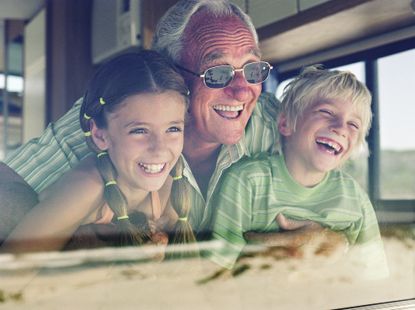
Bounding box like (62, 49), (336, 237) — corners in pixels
(117, 215), (129, 221)
(178, 217), (188, 222)
(99, 97), (106, 105)
(83, 113), (91, 120)
(186, 89), (190, 96)
(84, 131), (92, 137)
(172, 175), (183, 181)
(97, 151), (108, 158)
(105, 180), (117, 187)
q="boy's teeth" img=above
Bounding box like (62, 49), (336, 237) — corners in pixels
(316, 138), (342, 153)
(213, 104), (243, 112)
(139, 163), (165, 173)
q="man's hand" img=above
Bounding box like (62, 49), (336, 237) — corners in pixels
(243, 214), (349, 260)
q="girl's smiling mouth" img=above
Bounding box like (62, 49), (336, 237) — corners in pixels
(138, 163), (166, 174)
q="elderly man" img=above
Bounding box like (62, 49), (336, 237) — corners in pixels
(0, 0), (345, 253)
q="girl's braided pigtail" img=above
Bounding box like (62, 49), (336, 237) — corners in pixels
(80, 98), (150, 246)
(169, 157), (198, 257)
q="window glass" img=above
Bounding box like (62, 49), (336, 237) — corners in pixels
(378, 49), (415, 199)
(0, 41), (24, 161)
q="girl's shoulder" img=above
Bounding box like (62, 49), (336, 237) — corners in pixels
(39, 155), (103, 203)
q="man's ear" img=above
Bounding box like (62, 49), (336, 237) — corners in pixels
(90, 119), (109, 151)
(278, 114), (293, 137)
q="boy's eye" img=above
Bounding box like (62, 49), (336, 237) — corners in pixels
(167, 126), (183, 133)
(129, 128), (147, 134)
(318, 109), (333, 116)
(348, 122), (360, 130)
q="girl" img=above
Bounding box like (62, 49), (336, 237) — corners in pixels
(1, 50), (195, 256)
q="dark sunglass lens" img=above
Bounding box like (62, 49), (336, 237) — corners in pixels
(244, 62), (270, 84)
(204, 65), (233, 88)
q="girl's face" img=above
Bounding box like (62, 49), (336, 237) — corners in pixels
(92, 91), (185, 194)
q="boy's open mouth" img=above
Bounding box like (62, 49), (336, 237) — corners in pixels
(316, 137), (343, 155)
(213, 104), (244, 119)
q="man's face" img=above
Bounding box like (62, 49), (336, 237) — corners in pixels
(180, 13), (262, 146)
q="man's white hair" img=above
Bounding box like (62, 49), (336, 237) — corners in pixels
(151, 0), (258, 64)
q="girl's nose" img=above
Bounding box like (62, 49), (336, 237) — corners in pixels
(149, 134), (165, 153)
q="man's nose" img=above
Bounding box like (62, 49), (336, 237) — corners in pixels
(224, 71), (252, 102)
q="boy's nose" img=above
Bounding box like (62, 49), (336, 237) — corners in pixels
(331, 119), (348, 137)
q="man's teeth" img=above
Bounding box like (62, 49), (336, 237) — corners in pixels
(316, 138), (342, 153)
(213, 104), (243, 112)
(138, 163), (165, 174)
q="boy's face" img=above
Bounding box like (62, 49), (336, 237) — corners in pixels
(280, 98), (362, 185)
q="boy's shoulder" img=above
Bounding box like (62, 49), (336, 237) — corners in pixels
(328, 169), (369, 199)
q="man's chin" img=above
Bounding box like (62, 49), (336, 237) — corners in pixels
(218, 131), (244, 145)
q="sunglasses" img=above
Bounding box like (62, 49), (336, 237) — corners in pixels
(176, 61), (273, 89)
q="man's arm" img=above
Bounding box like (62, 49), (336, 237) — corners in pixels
(0, 164), (39, 244)
(3, 98), (90, 193)
(0, 158), (104, 253)
(0, 98), (90, 244)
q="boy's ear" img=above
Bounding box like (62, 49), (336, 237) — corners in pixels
(278, 114), (293, 137)
(90, 119), (110, 151)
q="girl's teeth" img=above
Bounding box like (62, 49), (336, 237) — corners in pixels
(139, 163), (165, 174)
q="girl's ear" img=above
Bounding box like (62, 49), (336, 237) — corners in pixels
(90, 119), (110, 151)
(278, 114), (293, 137)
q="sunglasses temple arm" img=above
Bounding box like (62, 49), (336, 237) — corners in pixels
(175, 64), (201, 78)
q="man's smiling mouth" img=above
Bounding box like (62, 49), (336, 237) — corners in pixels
(316, 137), (343, 155)
(213, 104), (244, 119)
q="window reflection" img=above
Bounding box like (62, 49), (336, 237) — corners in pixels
(0, 23), (24, 161)
(378, 49), (415, 199)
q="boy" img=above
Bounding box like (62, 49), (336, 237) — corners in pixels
(207, 66), (388, 279)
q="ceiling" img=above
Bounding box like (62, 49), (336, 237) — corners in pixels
(258, 0), (415, 69)
(1, 0), (415, 74)
(0, 0), (44, 20)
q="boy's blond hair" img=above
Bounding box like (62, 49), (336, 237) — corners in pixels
(279, 65), (372, 153)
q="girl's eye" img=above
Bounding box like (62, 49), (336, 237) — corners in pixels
(129, 128), (147, 134)
(167, 126), (183, 133)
